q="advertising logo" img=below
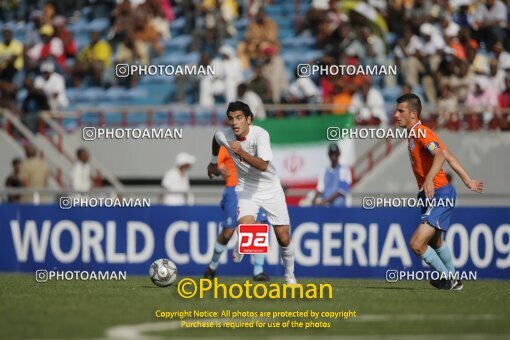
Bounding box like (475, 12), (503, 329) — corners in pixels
(238, 224), (269, 254)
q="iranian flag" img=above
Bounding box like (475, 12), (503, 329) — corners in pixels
(257, 114), (355, 187)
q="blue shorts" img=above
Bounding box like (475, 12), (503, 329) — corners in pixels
(418, 184), (456, 231)
(220, 187), (268, 228)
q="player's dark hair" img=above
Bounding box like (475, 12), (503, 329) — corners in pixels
(237, 83), (248, 96)
(76, 147), (86, 159)
(12, 158), (21, 166)
(226, 101), (253, 120)
(396, 93), (422, 116)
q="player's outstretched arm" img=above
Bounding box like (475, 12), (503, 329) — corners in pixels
(228, 141), (269, 171)
(443, 149), (485, 193)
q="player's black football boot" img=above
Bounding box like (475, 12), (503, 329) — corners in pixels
(429, 279), (441, 289)
(438, 278), (455, 290)
(253, 272), (270, 281)
(203, 266), (216, 279)
(452, 280), (463, 290)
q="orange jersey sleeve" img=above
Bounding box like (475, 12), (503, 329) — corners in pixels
(218, 146), (237, 187)
(408, 124), (449, 189)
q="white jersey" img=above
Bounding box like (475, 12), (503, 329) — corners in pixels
(215, 125), (280, 192)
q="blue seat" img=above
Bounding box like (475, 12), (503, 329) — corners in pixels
(281, 35), (316, 48)
(86, 18), (110, 33)
(163, 34), (192, 49)
(265, 6), (283, 17)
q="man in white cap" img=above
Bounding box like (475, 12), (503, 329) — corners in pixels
(199, 45), (243, 106)
(162, 152), (196, 205)
(34, 60), (68, 111)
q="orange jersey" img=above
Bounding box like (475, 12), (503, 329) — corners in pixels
(218, 146), (237, 187)
(408, 122), (449, 189)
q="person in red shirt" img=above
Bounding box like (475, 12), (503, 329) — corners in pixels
(394, 93), (484, 290)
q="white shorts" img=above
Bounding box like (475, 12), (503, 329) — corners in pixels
(236, 184), (290, 226)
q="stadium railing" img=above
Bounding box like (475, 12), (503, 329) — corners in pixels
(21, 104), (507, 130)
(1, 188), (508, 206)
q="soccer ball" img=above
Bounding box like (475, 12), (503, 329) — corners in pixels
(149, 258), (178, 287)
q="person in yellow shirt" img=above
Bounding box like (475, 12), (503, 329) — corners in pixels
(71, 31), (112, 87)
(0, 26), (23, 82)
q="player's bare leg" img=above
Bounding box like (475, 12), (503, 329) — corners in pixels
(273, 224), (296, 284)
(232, 215), (256, 263)
(218, 228), (236, 244)
(409, 223), (437, 256)
(410, 223), (453, 289)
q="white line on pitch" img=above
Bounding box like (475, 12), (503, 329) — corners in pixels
(104, 314), (503, 339)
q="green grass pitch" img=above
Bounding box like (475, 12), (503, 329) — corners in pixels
(1, 274), (509, 339)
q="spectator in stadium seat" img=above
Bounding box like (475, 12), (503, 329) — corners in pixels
(109, 31), (149, 88)
(242, 10), (278, 62)
(349, 78), (388, 126)
(72, 147), (92, 193)
(238, 83), (266, 120)
(34, 61), (68, 111)
(0, 25), (23, 83)
(202, 0), (239, 37)
(110, 0), (134, 42)
(19, 145), (50, 204)
(284, 69), (321, 104)
(52, 16), (77, 58)
(25, 11), (43, 48)
(471, 0), (507, 49)
(330, 77), (353, 115)
(313, 143), (351, 207)
(248, 62), (272, 104)
(5, 158), (22, 203)
(26, 24), (66, 71)
(199, 45), (243, 106)
(162, 152), (196, 206)
(72, 31), (112, 87)
(0, 79), (18, 114)
(175, 52), (210, 103)
(404, 0), (433, 31)
(298, 0), (329, 35)
(488, 58), (506, 92)
(359, 27), (386, 66)
(21, 78), (50, 132)
(449, 60), (473, 104)
(466, 76), (499, 128)
(143, 0), (174, 40)
(437, 84), (460, 128)
(394, 25), (423, 86)
(456, 27), (478, 64)
(411, 23), (444, 104)
(337, 23), (365, 60)
(42, 2), (57, 25)
(491, 42), (510, 71)
(133, 12), (163, 56)
(498, 75), (510, 129)
(260, 45), (288, 104)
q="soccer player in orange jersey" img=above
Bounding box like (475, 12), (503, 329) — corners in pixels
(394, 93), (484, 290)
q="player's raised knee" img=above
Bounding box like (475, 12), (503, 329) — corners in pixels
(409, 239), (426, 256)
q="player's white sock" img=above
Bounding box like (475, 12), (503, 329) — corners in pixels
(209, 241), (227, 270)
(280, 242), (295, 282)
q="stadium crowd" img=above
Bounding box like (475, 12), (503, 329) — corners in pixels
(0, 0), (509, 130)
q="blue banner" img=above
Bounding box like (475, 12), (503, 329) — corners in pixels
(0, 205), (509, 278)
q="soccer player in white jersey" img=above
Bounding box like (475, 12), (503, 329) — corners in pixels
(207, 101), (297, 284)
